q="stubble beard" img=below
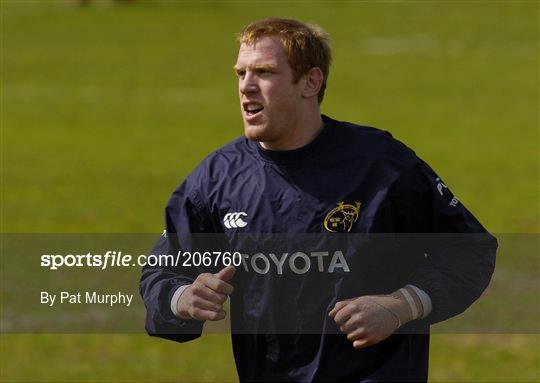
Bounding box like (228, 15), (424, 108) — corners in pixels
(243, 120), (276, 143)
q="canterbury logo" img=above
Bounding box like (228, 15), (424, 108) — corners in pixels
(224, 212), (248, 229)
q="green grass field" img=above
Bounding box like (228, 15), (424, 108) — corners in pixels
(1, 0), (538, 381)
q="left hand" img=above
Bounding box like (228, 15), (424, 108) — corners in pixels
(328, 296), (401, 349)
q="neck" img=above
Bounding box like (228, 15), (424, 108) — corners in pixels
(260, 112), (324, 151)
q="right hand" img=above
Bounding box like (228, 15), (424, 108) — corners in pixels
(177, 265), (236, 321)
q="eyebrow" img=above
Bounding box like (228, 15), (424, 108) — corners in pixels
(233, 64), (278, 72)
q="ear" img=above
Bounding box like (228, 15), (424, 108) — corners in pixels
(301, 67), (324, 100)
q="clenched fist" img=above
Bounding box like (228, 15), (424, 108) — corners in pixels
(329, 288), (422, 349)
(177, 265), (236, 321)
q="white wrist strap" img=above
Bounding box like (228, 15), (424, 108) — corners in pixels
(406, 284), (432, 319)
(171, 284), (191, 319)
(399, 287), (418, 320)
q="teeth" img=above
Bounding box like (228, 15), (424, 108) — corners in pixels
(246, 103), (262, 112)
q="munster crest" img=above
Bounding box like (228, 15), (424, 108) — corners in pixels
(323, 201), (361, 233)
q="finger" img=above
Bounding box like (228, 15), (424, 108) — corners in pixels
(193, 284), (228, 305)
(340, 315), (361, 334)
(191, 308), (226, 322)
(353, 339), (370, 349)
(328, 299), (352, 318)
(333, 302), (357, 326)
(214, 265), (236, 282)
(346, 326), (366, 342)
(191, 297), (224, 313)
(203, 276), (234, 295)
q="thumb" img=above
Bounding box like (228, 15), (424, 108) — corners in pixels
(214, 265), (236, 282)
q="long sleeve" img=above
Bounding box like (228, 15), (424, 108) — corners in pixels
(390, 160), (497, 325)
(139, 176), (213, 343)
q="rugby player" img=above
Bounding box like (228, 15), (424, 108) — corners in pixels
(140, 18), (497, 382)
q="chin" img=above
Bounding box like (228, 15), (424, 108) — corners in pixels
(244, 123), (270, 142)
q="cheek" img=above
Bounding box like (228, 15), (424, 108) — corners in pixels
(266, 89), (296, 110)
(260, 81), (301, 119)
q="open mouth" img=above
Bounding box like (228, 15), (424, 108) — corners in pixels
(243, 102), (264, 117)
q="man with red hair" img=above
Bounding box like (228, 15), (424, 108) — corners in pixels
(141, 18), (496, 382)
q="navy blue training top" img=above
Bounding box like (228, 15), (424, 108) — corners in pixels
(140, 115), (496, 382)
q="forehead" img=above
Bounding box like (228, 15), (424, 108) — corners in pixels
(235, 36), (287, 67)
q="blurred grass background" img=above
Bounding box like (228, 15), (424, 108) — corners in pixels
(1, 0), (538, 381)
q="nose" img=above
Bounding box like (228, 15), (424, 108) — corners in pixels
(239, 71), (259, 95)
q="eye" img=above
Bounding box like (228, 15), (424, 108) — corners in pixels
(235, 70), (245, 78)
(256, 69), (272, 76)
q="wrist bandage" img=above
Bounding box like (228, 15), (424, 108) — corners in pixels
(371, 286), (425, 328)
